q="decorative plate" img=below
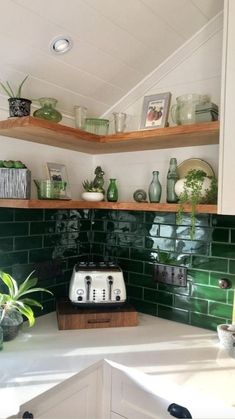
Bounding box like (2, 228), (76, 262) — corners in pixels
(177, 158), (215, 178)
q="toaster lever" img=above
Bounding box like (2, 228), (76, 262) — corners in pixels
(107, 275), (113, 300)
(85, 275), (92, 301)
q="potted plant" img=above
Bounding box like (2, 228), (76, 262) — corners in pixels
(0, 270), (52, 342)
(81, 179), (104, 201)
(0, 75), (31, 117)
(175, 169), (217, 239)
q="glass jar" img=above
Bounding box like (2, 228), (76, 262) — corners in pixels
(148, 171), (162, 203)
(107, 179), (118, 202)
(33, 98), (62, 123)
(166, 158), (179, 203)
(171, 94), (210, 125)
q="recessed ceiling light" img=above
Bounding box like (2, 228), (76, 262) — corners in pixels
(50, 35), (73, 54)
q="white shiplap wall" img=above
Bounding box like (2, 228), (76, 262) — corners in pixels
(94, 26), (222, 202)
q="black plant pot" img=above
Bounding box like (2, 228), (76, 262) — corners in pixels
(2, 323), (22, 341)
(0, 309), (23, 341)
(8, 97), (31, 117)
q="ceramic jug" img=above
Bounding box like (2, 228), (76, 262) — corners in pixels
(171, 94), (210, 125)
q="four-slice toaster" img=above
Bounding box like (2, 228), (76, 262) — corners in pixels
(69, 262), (126, 307)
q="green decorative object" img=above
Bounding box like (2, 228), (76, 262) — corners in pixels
(33, 97), (62, 123)
(107, 178), (118, 202)
(148, 171), (162, 203)
(0, 270), (53, 341)
(166, 158), (179, 203)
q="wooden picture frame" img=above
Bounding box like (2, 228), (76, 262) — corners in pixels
(140, 92), (171, 129)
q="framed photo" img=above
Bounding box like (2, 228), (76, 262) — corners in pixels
(45, 162), (71, 199)
(140, 92), (171, 129)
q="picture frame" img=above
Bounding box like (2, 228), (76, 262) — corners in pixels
(140, 92), (171, 129)
(45, 162), (71, 199)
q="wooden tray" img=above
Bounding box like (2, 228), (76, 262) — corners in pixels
(56, 299), (138, 330)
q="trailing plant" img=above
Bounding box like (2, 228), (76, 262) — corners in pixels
(0, 270), (53, 327)
(0, 75), (29, 98)
(82, 179), (103, 193)
(176, 169), (217, 240)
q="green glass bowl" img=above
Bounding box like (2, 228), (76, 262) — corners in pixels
(85, 118), (109, 135)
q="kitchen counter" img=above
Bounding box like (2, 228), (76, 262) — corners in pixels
(1, 312), (235, 418)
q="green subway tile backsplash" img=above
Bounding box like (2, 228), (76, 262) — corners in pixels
(0, 208), (235, 332)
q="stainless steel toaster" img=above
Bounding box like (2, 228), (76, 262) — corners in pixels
(69, 262), (126, 306)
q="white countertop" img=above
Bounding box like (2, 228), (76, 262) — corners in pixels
(1, 312), (235, 418)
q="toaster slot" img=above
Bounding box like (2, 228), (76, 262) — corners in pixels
(107, 275), (113, 300)
(85, 275), (91, 301)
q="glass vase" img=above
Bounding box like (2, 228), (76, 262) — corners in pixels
(33, 98), (62, 123)
(148, 171), (162, 203)
(166, 158), (179, 203)
(107, 179), (118, 202)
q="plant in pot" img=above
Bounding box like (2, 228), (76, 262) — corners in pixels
(0, 75), (31, 117)
(81, 180), (104, 202)
(175, 169), (217, 239)
(0, 270), (52, 342)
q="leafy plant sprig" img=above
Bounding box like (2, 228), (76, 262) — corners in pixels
(176, 169), (217, 239)
(0, 270), (53, 326)
(0, 75), (29, 98)
(82, 179), (103, 193)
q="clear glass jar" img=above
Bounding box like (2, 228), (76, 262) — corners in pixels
(33, 98), (62, 123)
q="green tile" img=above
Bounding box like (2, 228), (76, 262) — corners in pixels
(211, 243), (235, 258)
(129, 272), (156, 289)
(93, 231), (109, 243)
(159, 224), (176, 238)
(145, 212), (176, 224)
(209, 302), (232, 320)
(144, 262), (155, 276)
(70, 209), (91, 219)
(30, 221), (56, 235)
(15, 236), (42, 250)
(146, 223), (160, 237)
(212, 215), (235, 228)
(176, 226), (210, 241)
(129, 298), (157, 316)
(15, 209), (44, 221)
(0, 222), (28, 237)
(118, 258), (143, 274)
(228, 289), (234, 305)
(191, 284), (227, 303)
(0, 208), (14, 221)
(210, 272), (235, 288)
(188, 269), (209, 285)
(179, 213), (210, 227)
(29, 248), (54, 263)
(158, 305), (189, 324)
(191, 312), (225, 331)
(0, 238), (13, 252)
(80, 219), (92, 231)
(45, 283), (68, 299)
(0, 251), (28, 267)
(91, 220), (104, 231)
(144, 288), (173, 305)
(126, 284), (143, 299)
(44, 233), (65, 247)
(118, 211), (144, 222)
(90, 243), (104, 255)
(45, 209), (69, 221)
(158, 282), (190, 295)
(93, 209), (118, 220)
(212, 228), (229, 243)
(175, 239), (209, 255)
(192, 256), (228, 272)
(145, 237), (175, 251)
(130, 248), (158, 262)
(174, 295), (208, 313)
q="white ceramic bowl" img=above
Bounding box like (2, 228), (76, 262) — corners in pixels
(81, 192), (104, 202)
(174, 177), (212, 200)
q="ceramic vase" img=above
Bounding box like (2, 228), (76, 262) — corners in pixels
(33, 98), (62, 123)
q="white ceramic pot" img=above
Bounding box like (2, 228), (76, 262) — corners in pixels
(174, 176), (212, 201)
(217, 324), (235, 350)
(81, 192), (104, 202)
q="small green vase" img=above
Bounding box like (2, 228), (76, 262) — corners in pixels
(33, 97), (62, 123)
(107, 178), (118, 202)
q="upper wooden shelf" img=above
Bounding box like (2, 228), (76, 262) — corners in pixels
(0, 199), (217, 213)
(0, 117), (219, 154)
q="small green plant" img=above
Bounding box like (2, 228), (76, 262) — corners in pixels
(0, 75), (29, 98)
(0, 270), (53, 327)
(176, 169), (217, 239)
(82, 179), (103, 193)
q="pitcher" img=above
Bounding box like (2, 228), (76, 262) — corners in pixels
(171, 94), (210, 125)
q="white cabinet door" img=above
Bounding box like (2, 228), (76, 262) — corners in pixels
(111, 368), (170, 419)
(218, 0), (235, 214)
(17, 368), (101, 419)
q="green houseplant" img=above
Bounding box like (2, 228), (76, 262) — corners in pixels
(0, 270), (52, 341)
(81, 179), (104, 202)
(175, 169), (217, 239)
(0, 75), (31, 117)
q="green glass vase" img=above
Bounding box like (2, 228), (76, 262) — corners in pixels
(107, 178), (118, 202)
(33, 97), (62, 123)
(148, 171), (162, 203)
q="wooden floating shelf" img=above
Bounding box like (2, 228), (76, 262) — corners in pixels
(0, 199), (218, 213)
(0, 117), (219, 154)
